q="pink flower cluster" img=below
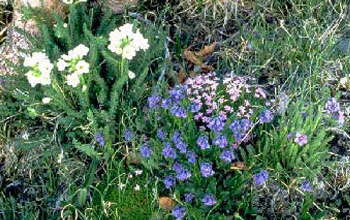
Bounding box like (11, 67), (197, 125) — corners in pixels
(184, 72), (267, 127)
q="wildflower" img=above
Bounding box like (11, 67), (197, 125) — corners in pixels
(171, 206), (186, 220)
(286, 132), (295, 139)
(300, 180), (312, 192)
(124, 129), (133, 142)
(213, 135), (228, 148)
(176, 168), (192, 181)
(157, 128), (167, 141)
(135, 170), (143, 176)
(118, 183), (126, 190)
(134, 184), (140, 191)
(254, 88), (267, 99)
(95, 132), (105, 147)
(42, 97), (52, 104)
(172, 131), (181, 143)
(163, 176), (176, 189)
(197, 135), (210, 150)
(66, 73), (80, 87)
(200, 162), (215, 177)
(24, 52), (53, 87)
(294, 133), (308, 146)
(172, 162), (183, 173)
(148, 95), (161, 109)
(57, 149), (64, 164)
(240, 118), (253, 131)
(220, 149), (235, 163)
(254, 170), (269, 186)
(189, 102), (202, 113)
(175, 141), (188, 154)
(139, 144), (151, 158)
(202, 194), (216, 206)
(325, 98), (341, 114)
(128, 70), (136, 79)
(259, 109), (274, 123)
(75, 60), (90, 74)
(161, 98), (172, 109)
(184, 193), (194, 203)
(186, 151), (197, 164)
(57, 58), (68, 71)
(169, 86), (186, 102)
(208, 116), (225, 133)
(162, 142), (177, 159)
(171, 105), (188, 118)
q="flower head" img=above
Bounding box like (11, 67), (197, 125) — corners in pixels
(259, 109), (274, 123)
(124, 129), (133, 142)
(175, 140), (188, 154)
(148, 95), (161, 109)
(220, 149), (235, 163)
(213, 135), (228, 148)
(200, 162), (215, 177)
(294, 133), (308, 146)
(95, 132), (105, 146)
(197, 135), (210, 150)
(162, 142), (177, 159)
(157, 128), (167, 141)
(301, 180), (312, 192)
(139, 144), (151, 158)
(202, 194), (216, 206)
(171, 206), (186, 220)
(176, 168), (192, 181)
(254, 170), (269, 186)
(208, 116), (225, 133)
(171, 105), (188, 118)
(186, 151), (197, 164)
(184, 193), (194, 203)
(163, 176), (176, 189)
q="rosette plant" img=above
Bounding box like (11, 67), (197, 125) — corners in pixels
(136, 73), (276, 219)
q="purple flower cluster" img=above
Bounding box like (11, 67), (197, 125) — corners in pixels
(163, 176), (176, 189)
(95, 132), (105, 146)
(171, 105), (188, 118)
(148, 94), (161, 109)
(197, 135), (210, 150)
(139, 144), (152, 158)
(220, 149), (235, 163)
(208, 116), (226, 133)
(213, 135), (228, 148)
(184, 193), (194, 203)
(229, 119), (253, 142)
(186, 151), (197, 163)
(325, 98), (345, 125)
(157, 128), (166, 141)
(124, 129), (133, 142)
(301, 180), (312, 192)
(200, 162), (215, 177)
(259, 109), (274, 123)
(172, 205), (186, 220)
(254, 170), (269, 186)
(202, 194), (216, 206)
(162, 142), (177, 159)
(172, 162), (192, 181)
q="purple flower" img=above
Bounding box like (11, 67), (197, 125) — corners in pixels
(259, 109), (274, 123)
(189, 102), (202, 113)
(157, 128), (167, 141)
(197, 135), (210, 150)
(161, 98), (172, 109)
(176, 168), (192, 181)
(139, 144), (152, 158)
(173, 162), (183, 173)
(162, 142), (177, 159)
(208, 116), (225, 133)
(172, 205), (186, 220)
(169, 86), (186, 102)
(200, 162), (215, 177)
(286, 132), (296, 139)
(171, 105), (188, 118)
(172, 131), (181, 143)
(325, 98), (341, 114)
(240, 119), (253, 132)
(294, 133), (308, 146)
(95, 132), (105, 146)
(123, 129), (133, 142)
(230, 119), (252, 142)
(301, 180), (312, 192)
(186, 151), (197, 163)
(147, 94), (161, 109)
(213, 135), (228, 148)
(163, 176), (176, 189)
(175, 140), (188, 154)
(184, 193), (194, 203)
(202, 194), (216, 206)
(220, 149), (235, 163)
(254, 170), (268, 186)
(229, 120), (241, 132)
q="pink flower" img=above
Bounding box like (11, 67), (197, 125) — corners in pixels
(294, 133), (308, 146)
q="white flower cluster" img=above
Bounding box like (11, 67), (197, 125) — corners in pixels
(24, 52), (53, 87)
(57, 44), (90, 87)
(62, 0), (87, 4)
(108, 23), (149, 60)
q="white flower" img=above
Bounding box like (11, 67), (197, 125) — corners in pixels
(119, 23), (134, 34)
(82, 85), (87, 92)
(57, 149), (64, 164)
(107, 42), (122, 55)
(134, 184), (140, 191)
(25, 70), (51, 87)
(135, 170), (143, 176)
(22, 131), (29, 140)
(23, 56), (36, 67)
(42, 97), (52, 104)
(63, 23), (68, 28)
(129, 174), (133, 179)
(66, 73), (80, 87)
(123, 45), (136, 60)
(73, 44), (89, 58)
(75, 60), (90, 74)
(38, 60), (54, 75)
(340, 76), (349, 89)
(128, 70), (136, 79)
(118, 183), (126, 190)
(57, 59), (69, 71)
(62, 0), (73, 4)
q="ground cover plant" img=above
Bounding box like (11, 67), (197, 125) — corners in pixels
(0, 0), (349, 220)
